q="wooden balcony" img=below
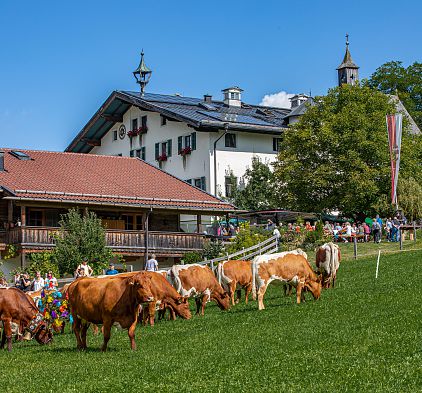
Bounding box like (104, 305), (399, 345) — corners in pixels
(5, 226), (206, 257)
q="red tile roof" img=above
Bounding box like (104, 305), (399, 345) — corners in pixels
(0, 149), (234, 212)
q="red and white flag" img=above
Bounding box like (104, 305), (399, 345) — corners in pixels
(386, 114), (403, 207)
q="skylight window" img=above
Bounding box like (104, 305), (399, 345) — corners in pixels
(9, 151), (31, 160)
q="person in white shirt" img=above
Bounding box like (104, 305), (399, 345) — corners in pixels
(32, 271), (45, 291)
(145, 254), (158, 272)
(75, 260), (93, 277)
(273, 226), (281, 246)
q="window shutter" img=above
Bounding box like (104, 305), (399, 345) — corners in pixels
(141, 147), (146, 160)
(130, 150), (134, 157)
(155, 143), (159, 159)
(200, 176), (206, 191)
(191, 132), (197, 150)
(167, 139), (172, 157)
(178, 136), (183, 153)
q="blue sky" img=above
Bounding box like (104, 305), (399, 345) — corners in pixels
(1, 0), (421, 151)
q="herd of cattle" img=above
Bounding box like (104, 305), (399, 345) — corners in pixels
(0, 242), (341, 352)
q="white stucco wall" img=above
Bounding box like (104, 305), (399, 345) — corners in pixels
(91, 105), (279, 196)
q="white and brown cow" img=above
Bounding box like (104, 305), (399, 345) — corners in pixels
(315, 242), (341, 289)
(168, 264), (230, 315)
(252, 250), (322, 310)
(217, 260), (253, 305)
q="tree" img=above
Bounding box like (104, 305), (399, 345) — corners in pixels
(273, 84), (422, 217)
(398, 177), (422, 221)
(232, 157), (276, 211)
(367, 61), (422, 129)
(54, 208), (114, 275)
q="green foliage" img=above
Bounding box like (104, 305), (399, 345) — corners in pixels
(398, 177), (422, 221)
(54, 208), (114, 275)
(181, 251), (203, 264)
(226, 223), (271, 256)
(273, 84), (422, 217)
(181, 241), (224, 264)
(367, 61), (422, 129)
(232, 157), (276, 210)
(3, 244), (18, 260)
(26, 252), (59, 278)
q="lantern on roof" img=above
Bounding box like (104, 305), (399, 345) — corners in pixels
(133, 50), (152, 96)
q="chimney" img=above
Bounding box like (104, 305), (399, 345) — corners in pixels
(0, 151), (4, 171)
(204, 94), (212, 103)
(222, 87), (243, 107)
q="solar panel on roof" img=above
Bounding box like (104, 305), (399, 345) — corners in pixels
(197, 111), (274, 126)
(198, 102), (217, 111)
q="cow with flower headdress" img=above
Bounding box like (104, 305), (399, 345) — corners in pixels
(0, 287), (53, 351)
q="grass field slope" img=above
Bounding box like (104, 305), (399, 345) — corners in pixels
(1, 250), (421, 392)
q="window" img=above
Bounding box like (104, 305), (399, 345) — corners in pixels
(177, 132), (197, 153)
(225, 133), (236, 148)
(113, 130), (118, 141)
(122, 215), (134, 230)
(161, 115), (167, 126)
(131, 147), (146, 160)
(116, 153), (122, 156)
(45, 210), (59, 227)
(225, 176), (237, 198)
(141, 115), (147, 129)
(273, 137), (282, 152)
(155, 140), (172, 159)
(230, 92), (239, 100)
(28, 210), (43, 226)
(191, 177), (206, 191)
(131, 118), (138, 131)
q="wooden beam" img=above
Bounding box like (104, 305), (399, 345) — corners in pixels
(20, 205), (26, 226)
(101, 113), (123, 123)
(81, 138), (101, 147)
(7, 200), (13, 223)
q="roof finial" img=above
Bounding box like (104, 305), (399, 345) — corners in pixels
(133, 50), (152, 96)
(346, 33), (349, 46)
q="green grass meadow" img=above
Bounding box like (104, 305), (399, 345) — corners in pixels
(1, 250), (421, 392)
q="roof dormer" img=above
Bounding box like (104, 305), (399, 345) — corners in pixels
(290, 94), (309, 109)
(222, 87), (243, 107)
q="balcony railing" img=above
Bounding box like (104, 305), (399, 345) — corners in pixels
(5, 226), (206, 255)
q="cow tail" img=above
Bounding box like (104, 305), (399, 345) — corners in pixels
(329, 243), (336, 282)
(217, 263), (223, 285)
(252, 258), (257, 301)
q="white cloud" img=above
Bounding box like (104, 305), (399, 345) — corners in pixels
(259, 91), (294, 109)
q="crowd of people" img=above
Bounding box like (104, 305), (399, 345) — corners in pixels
(14, 270), (58, 292)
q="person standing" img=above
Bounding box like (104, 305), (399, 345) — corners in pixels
(32, 271), (45, 291)
(273, 226), (281, 247)
(75, 260), (93, 277)
(20, 273), (32, 292)
(145, 254), (158, 272)
(106, 263), (119, 275)
(372, 218), (381, 243)
(45, 271), (58, 290)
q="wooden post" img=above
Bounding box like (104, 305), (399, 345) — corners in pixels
(144, 211), (150, 269)
(353, 236), (357, 260)
(413, 221), (417, 243)
(20, 206), (26, 226)
(20, 252), (26, 269)
(7, 200), (13, 224)
(196, 215), (201, 233)
(399, 227), (403, 250)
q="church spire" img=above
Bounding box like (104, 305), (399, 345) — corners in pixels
(337, 34), (359, 86)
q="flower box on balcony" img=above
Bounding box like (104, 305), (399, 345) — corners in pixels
(127, 126), (148, 138)
(157, 154), (168, 162)
(179, 146), (192, 156)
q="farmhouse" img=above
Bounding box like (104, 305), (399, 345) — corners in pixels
(65, 52), (310, 198)
(0, 148), (234, 276)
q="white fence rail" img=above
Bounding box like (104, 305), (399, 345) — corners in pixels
(197, 235), (278, 270)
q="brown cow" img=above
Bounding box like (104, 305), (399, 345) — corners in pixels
(217, 260), (253, 305)
(315, 242), (341, 288)
(67, 273), (154, 351)
(252, 250), (322, 310)
(100, 271), (191, 326)
(0, 288), (53, 351)
(168, 264), (230, 315)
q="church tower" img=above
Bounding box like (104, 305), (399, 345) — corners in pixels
(337, 34), (359, 86)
